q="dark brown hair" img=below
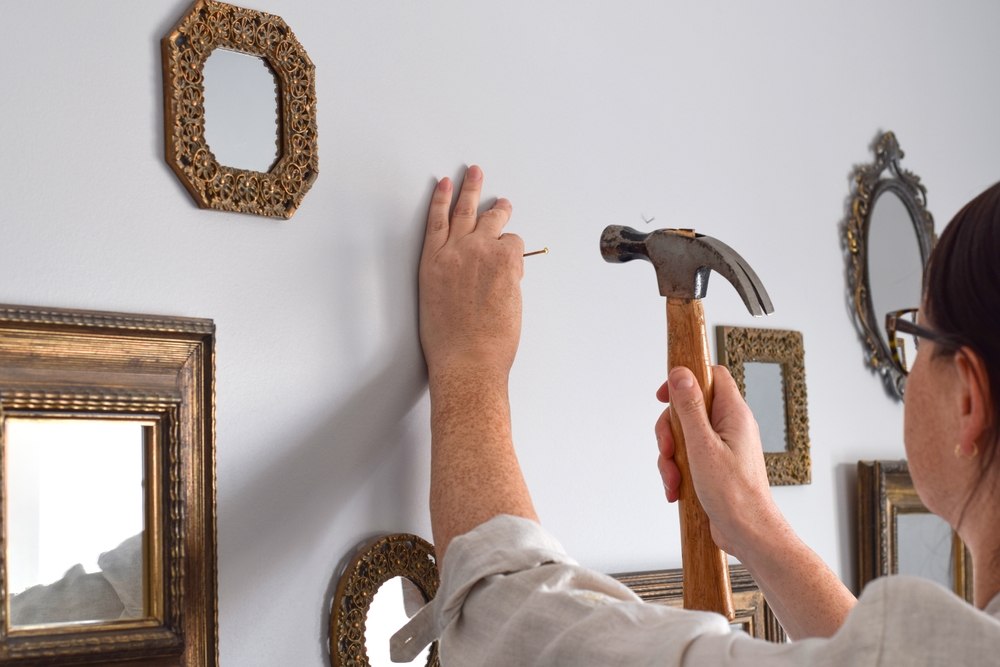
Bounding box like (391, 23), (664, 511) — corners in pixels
(924, 181), (1000, 485)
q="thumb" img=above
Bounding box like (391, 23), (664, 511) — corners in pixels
(668, 366), (715, 453)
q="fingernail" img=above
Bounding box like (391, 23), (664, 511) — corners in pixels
(671, 368), (694, 390)
(436, 177), (451, 192)
(663, 482), (671, 492)
(467, 165), (482, 181)
(656, 433), (663, 449)
(495, 197), (511, 208)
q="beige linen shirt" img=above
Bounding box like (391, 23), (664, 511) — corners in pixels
(392, 515), (1000, 666)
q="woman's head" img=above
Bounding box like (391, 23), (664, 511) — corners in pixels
(903, 181), (1000, 528)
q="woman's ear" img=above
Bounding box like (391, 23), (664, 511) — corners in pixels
(954, 348), (992, 455)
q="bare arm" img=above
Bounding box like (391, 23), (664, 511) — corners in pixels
(656, 366), (856, 639)
(419, 167), (537, 560)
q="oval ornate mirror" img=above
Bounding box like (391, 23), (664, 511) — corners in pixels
(846, 132), (936, 398)
(331, 534), (440, 667)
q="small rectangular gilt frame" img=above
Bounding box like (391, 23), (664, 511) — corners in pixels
(0, 305), (217, 667)
(857, 460), (973, 602)
(716, 326), (811, 486)
(614, 564), (786, 642)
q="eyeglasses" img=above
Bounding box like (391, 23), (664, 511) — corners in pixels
(884, 308), (950, 375)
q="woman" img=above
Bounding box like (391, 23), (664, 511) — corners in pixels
(401, 167), (1000, 665)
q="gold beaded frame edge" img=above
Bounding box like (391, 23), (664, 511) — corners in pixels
(717, 326), (811, 486)
(162, 0), (318, 219)
(331, 534), (440, 667)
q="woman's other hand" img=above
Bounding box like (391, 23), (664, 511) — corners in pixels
(654, 365), (779, 560)
(419, 166), (525, 379)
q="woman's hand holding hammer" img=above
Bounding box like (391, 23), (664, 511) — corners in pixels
(655, 367), (857, 640)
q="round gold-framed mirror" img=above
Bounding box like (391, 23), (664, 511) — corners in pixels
(846, 132), (936, 399)
(331, 534), (440, 667)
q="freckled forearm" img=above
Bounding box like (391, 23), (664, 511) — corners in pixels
(428, 363), (538, 560)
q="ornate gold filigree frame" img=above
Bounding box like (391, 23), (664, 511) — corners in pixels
(331, 534), (440, 667)
(716, 326), (811, 486)
(614, 564), (786, 642)
(162, 0), (318, 218)
(0, 305), (217, 667)
(845, 132), (935, 399)
(858, 460), (973, 602)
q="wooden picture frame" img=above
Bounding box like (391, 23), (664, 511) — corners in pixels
(614, 564), (786, 642)
(858, 460), (973, 601)
(716, 326), (811, 485)
(0, 305), (217, 667)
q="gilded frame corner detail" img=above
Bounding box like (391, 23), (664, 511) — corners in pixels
(162, 0), (318, 219)
(331, 534), (440, 667)
(845, 131), (935, 399)
(717, 326), (811, 486)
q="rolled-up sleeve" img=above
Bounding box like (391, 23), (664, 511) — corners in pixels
(391, 515), (1000, 667)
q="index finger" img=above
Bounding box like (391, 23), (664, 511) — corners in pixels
(423, 177), (453, 257)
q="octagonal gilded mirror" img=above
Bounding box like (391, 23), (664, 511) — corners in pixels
(162, 0), (318, 218)
(845, 132), (936, 399)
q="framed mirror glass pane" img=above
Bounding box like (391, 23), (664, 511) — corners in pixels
(365, 576), (430, 666)
(5, 417), (149, 627)
(895, 511), (954, 589)
(742, 362), (787, 453)
(202, 49), (280, 173)
(866, 191), (925, 357)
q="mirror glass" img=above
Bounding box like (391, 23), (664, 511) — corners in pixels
(867, 191), (924, 358)
(743, 362), (787, 453)
(5, 418), (146, 626)
(896, 512), (953, 589)
(365, 576), (429, 666)
(202, 48), (280, 173)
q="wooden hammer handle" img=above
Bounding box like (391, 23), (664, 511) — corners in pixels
(666, 297), (735, 620)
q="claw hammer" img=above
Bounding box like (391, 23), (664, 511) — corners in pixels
(601, 226), (773, 619)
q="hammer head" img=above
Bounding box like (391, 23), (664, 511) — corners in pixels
(600, 226), (774, 317)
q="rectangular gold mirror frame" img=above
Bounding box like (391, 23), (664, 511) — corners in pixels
(614, 564), (787, 642)
(858, 460), (973, 602)
(716, 326), (811, 486)
(0, 305), (217, 667)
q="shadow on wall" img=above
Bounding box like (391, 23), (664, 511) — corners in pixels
(219, 178), (440, 641)
(834, 462), (859, 595)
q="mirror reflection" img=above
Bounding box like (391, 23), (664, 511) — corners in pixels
(867, 191), (924, 358)
(366, 576), (429, 666)
(743, 362), (787, 453)
(202, 48), (281, 173)
(896, 512), (953, 589)
(5, 418), (146, 626)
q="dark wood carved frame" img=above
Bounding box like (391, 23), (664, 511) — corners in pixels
(162, 0), (319, 219)
(857, 460), (973, 602)
(845, 132), (936, 399)
(717, 326), (811, 486)
(0, 305), (217, 667)
(331, 534), (440, 667)
(614, 564), (786, 642)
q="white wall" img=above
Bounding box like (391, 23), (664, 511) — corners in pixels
(2, 1), (999, 665)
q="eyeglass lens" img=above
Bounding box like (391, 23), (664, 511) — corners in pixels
(892, 310), (921, 374)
